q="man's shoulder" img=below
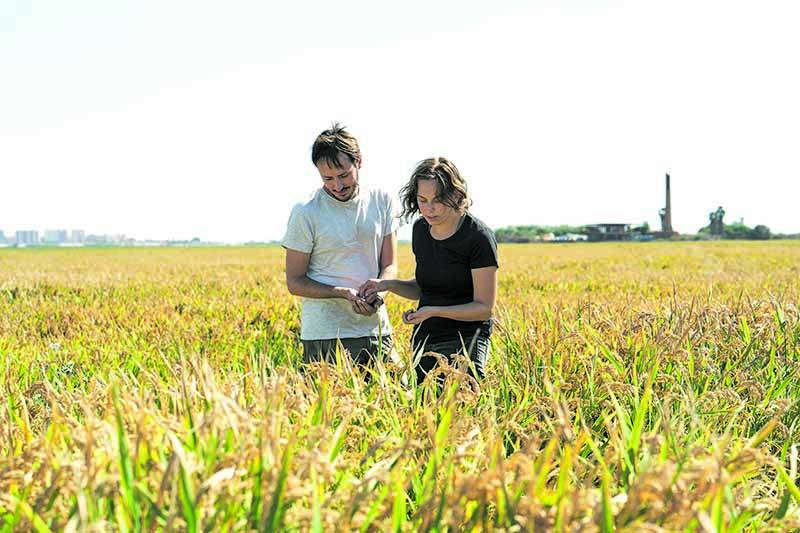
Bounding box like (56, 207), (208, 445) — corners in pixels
(289, 190), (325, 216)
(359, 186), (394, 205)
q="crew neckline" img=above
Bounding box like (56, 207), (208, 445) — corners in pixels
(427, 212), (469, 242)
(319, 186), (362, 206)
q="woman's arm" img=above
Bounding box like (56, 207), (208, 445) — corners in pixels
(403, 266), (497, 324)
(360, 277), (422, 301)
(358, 233), (421, 302)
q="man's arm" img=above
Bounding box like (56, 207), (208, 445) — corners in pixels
(286, 248), (334, 298)
(285, 248), (375, 315)
(360, 232), (423, 302)
(358, 232), (397, 307)
(377, 232), (397, 281)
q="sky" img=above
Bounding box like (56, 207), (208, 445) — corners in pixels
(2, 0), (799, 242)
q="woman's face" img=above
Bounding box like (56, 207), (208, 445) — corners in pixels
(416, 179), (459, 227)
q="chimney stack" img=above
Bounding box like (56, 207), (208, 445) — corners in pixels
(663, 173), (673, 233)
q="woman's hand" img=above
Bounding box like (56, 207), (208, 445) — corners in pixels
(358, 278), (386, 301)
(402, 306), (437, 324)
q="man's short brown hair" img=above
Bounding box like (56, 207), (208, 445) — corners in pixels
(311, 123), (361, 169)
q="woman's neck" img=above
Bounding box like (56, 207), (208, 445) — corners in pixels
(430, 212), (465, 240)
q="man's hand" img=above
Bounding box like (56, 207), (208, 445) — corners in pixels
(336, 287), (377, 316)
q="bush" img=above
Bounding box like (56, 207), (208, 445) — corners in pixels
(723, 223), (752, 240)
(495, 224), (586, 242)
(751, 225), (771, 240)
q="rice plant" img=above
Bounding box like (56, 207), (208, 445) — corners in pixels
(1, 241), (799, 531)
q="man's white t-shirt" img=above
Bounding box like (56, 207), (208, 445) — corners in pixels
(281, 186), (401, 340)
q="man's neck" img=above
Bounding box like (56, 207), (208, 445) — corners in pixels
(322, 184), (359, 203)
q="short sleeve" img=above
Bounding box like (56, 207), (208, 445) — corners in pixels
(469, 226), (499, 269)
(411, 217), (425, 257)
(382, 191), (402, 237)
(281, 204), (314, 253)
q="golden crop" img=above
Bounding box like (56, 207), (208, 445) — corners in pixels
(1, 241), (799, 531)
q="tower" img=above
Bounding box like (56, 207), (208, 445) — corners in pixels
(659, 173), (673, 234)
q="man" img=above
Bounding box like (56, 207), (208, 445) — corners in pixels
(282, 123), (400, 366)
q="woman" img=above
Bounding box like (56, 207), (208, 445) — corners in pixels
(359, 157), (498, 383)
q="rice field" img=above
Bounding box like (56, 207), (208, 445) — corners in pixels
(1, 241), (800, 531)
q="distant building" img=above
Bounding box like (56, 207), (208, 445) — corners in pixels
(554, 233), (588, 242)
(85, 234), (109, 245)
(16, 230), (40, 246)
(0, 230), (6, 244)
(584, 223), (632, 242)
(70, 230), (85, 244)
(44, 229), (69, 244)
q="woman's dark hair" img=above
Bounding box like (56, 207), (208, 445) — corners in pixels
(399, 157), (471, 220)
(311, 122), (361, 169)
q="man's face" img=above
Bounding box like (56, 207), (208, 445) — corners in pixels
(317, 153), (360, 202)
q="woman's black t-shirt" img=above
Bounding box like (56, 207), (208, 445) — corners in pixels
(412, 212), (499, 346)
